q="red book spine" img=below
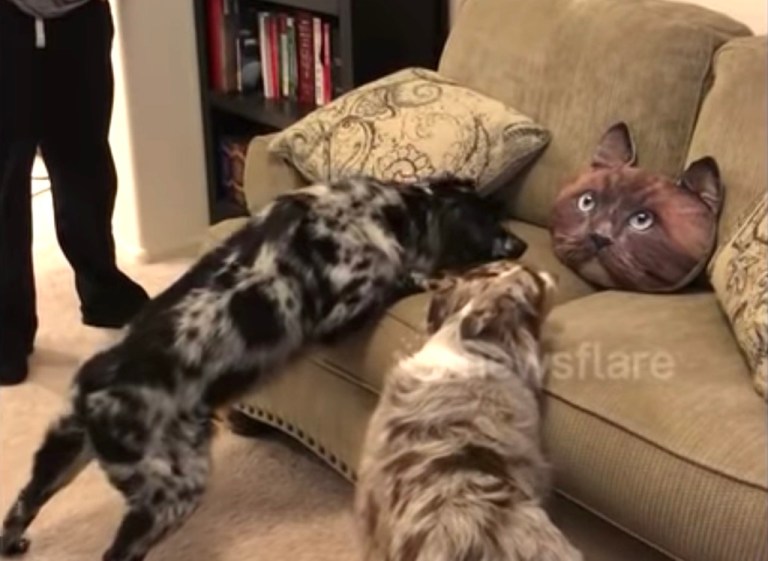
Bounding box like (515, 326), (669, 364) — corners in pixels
(220, 0), (237, 93)
(322, 22), (332, 104)
(295, 13), (315, 105)
(207, 0), (223, 91)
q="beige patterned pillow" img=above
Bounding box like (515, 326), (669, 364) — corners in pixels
(267, 68), (550, 195)
(710, 195), (768, 399)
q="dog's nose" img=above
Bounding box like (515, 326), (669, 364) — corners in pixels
(495, 236), (527, 258)
(509, 237), (527, 257)
(589, 233), (612, 251)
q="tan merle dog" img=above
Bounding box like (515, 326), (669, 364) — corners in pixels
(0, 176), (527, 561)
(356, 261), (583, 561)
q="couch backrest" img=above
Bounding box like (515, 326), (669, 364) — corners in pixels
(685, 36), (767, 252)
(440, 0), (751, 226)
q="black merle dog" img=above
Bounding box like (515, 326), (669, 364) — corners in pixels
(0, 176), (526, 561)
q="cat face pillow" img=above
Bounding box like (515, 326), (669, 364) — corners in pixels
(550, 122), (723, 292)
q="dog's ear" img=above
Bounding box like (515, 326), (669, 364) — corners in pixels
(459, 298), (515, 341)
(426, 285), (453, 334)
(459, 308), (487, 340)
(426, 276), (479, 333)
(424, 270), (458, 291)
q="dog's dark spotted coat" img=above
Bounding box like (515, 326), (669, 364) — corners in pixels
(0, 176), (526, 561)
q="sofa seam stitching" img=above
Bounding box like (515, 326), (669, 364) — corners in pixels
(545, 390), (768, 492)
(553, 489), (684, 561)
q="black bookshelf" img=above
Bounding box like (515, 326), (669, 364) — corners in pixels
(209, 91), (317, 130)
(193, 0), (449, 224)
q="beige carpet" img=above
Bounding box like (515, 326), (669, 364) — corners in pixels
(0, 194), (360, 561)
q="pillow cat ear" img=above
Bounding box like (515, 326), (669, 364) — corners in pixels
(591, 122), (638, 169)
(680, 156), (723, 215)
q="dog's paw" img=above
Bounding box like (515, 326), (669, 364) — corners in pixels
(393, 271), (430, 296)
(408, 271), (432, 291)
(0, 534), (30, 557)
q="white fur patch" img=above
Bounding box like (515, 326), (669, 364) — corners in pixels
(401, 336), (477, 382)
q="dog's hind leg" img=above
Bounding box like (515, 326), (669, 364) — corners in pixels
(0, 412), (91, 557)
(100, 420), (212, 561)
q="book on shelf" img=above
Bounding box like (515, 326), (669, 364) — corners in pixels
(207, 0), (261, 94)
(258, 10), (335, 105)
(207, 0), (339, 107)
(217, 135), (250, 210)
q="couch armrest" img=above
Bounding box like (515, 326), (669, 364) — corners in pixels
(243, 133), (306, 212)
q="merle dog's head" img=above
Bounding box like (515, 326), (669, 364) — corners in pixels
(426, 261), (558, 387)
(420, 179), (527, 270)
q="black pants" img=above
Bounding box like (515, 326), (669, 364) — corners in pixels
(0, 0), (144, 362)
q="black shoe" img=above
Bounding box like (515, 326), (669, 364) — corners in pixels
(81, 283), (150, 329)
(0, 355), (28, 386)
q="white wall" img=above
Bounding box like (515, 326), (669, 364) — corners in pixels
(449, 0), (766, 33)
(689, 0), (766, 34)
(110, 0), (209, 263)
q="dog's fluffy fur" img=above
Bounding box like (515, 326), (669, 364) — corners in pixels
(0, 177), (527, 561)
(355, 261), (583, 561)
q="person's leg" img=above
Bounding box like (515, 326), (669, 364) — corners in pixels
(40, 1), (148, 329)
(0, 2), (41, 385)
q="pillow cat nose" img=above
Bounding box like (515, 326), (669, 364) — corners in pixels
(589, 233), (613, 250)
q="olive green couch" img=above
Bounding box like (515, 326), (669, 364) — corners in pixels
(202, 0), (768, 559)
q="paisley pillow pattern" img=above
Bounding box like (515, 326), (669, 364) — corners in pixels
(267, 68), (550, 195)
(710, 194), (768, 400)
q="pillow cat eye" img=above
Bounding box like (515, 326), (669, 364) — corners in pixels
(577, 191), (596, 212)
(628, 210), (655, 231)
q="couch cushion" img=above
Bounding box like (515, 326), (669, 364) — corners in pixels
(313, 220), (595, 392)
(200, 216), (250, 254)
(543, 290), (767, 561)
(686, 36), (768, 251)
(205, 219), (592, 394)
(243, 133), (306, 213)
(200, 218), (590, 411)
(439, 0), (751, 226)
